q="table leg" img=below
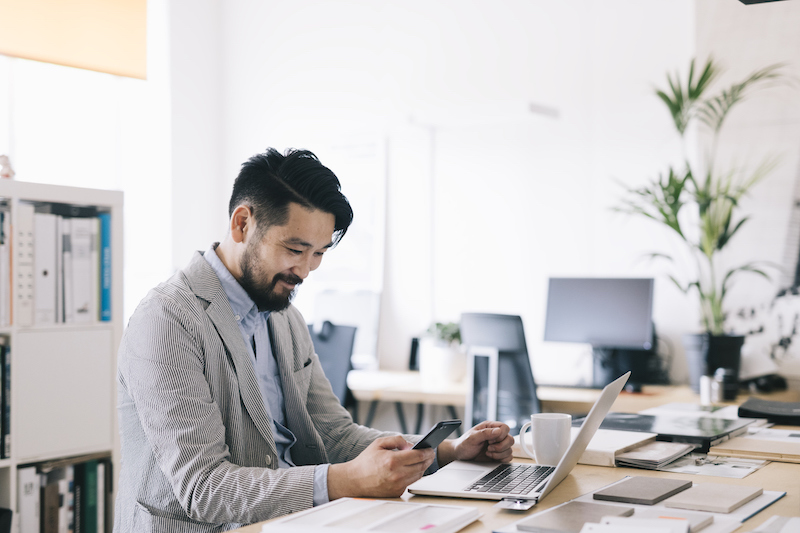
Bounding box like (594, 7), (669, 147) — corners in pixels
(394, 402), (408, 434)
(365, 400), (379, 427)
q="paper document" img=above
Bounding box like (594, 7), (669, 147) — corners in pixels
(260, 497), (480, 533)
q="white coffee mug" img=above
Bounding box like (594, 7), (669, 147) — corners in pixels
(519, 413), (572, 466)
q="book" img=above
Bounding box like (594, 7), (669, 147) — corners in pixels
(513, 501), (635, 533)
(42, 471), (61, 533)
(60, 218), (74, 323)
(0, 339), (8, 459)
(615, 441), (696, 469)
(98, 213), (111, 321)
(82, 460), (98, 533)
(0, 210), (10, 327)
(574, 412), (751, 452)
(514, 428), (657, 467)
(592, 476), (692, 506)
(663, 483), (762, 513)
(261, 497), (481, 533)
(709, 431), (800, 464)
(15, 202), (35, 327)
(738, 397), (800, 425)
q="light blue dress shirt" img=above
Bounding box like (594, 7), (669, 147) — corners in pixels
(204, 245), (330, 505)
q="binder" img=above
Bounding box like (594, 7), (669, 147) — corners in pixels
(69, 218), (95, 323)
(98, 213), (111, 322)
(15, 203), (35, 327)
(33, 213), (58, 325)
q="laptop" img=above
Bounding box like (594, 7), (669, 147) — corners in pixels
(407, 371), (630, 505)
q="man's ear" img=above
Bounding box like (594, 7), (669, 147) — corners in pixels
(230, 205), (253, 244)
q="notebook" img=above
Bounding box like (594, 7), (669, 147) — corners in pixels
(592, 476), (692, 505)
(406, 371), (630, 505)
(663, 483), (763, 513)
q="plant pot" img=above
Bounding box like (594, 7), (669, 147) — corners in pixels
(682, 333), (745, 394)
(418, 338), (466, 387)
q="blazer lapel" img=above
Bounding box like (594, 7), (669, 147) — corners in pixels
(182, 252), (277, 454)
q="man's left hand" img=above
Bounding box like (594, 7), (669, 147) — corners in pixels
(436, 421), (514, 466)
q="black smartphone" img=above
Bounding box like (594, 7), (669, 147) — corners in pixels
(412, 419), (462, 449)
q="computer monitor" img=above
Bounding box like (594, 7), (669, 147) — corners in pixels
(461, 313), (540, 435)
(543, 277), (663, 389)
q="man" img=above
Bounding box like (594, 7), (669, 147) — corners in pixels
(115, 148), (514, 532)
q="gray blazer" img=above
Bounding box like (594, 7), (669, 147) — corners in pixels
(114, 252), (389, 532)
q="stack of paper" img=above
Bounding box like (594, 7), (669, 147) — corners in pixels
(260, 498), (480, 533)
(709, 429), (800, 464)
(663, 483), (763, 513)
(616, 441), (696, 469)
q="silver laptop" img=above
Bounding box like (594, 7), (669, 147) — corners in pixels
(408, 371), (630, 504)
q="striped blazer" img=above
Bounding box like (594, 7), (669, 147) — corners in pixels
(114, 251), (389, 533)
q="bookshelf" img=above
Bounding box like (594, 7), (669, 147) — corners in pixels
(0, 180), (123, 533)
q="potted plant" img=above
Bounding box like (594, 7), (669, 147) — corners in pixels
(418, 321), (466, 386)
(616, 57), (784, 392)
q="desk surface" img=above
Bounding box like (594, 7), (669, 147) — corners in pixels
(231, 374), (800, 532)
(233, 459), (799, 532)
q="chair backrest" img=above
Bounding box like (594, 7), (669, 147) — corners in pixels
(308, 320), (357, 405)
(460, 313), (541, 434)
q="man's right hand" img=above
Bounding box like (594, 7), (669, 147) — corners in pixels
(327, 435), (435, 499)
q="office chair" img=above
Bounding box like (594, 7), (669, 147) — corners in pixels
(308, 321), (357, 410)
(460, 313), (541, 435)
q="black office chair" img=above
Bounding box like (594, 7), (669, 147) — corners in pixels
(308, 321), (357, 411)
(460, 313), (541, 435)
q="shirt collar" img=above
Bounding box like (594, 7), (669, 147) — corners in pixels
(203, 244), (271, 331)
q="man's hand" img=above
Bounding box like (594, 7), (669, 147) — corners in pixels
(436, 421), (514, 466)
(327, 435), (435, 499)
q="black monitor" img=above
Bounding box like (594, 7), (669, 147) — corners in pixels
(461, 313), (540, 435)
(543, 277), (664, 389)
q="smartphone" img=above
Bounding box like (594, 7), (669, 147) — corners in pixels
(412, 419), (462, 449)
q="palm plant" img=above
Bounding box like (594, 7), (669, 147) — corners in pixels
(617, 58), (784, 335)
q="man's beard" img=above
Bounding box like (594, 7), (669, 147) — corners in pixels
(239, 244), (303, 312)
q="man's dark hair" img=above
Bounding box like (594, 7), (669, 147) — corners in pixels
(229, 148), (353, 245)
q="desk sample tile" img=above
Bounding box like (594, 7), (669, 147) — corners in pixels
(663, 483), (762, 513)
(593, 476), (692, 505)
(515, 501), (634, 533)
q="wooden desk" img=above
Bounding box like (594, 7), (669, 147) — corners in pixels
(232, 459), (800, 532)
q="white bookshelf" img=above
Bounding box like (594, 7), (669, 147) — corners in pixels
(0, 180), (123, 527)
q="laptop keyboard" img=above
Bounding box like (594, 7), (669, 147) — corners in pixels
(464, 464), (555, 494)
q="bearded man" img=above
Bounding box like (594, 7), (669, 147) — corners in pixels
(114, 148), (513, 533)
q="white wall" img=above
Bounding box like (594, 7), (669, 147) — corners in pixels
(202, 0), (695, 385)
(169, 0), (229, 267)
(163, 0), (800, 388)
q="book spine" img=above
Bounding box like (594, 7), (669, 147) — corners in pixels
(61, 218), (74, 324)
(82, 460), (98, 533)
(96, 461), (105, 533)
(42, 473), (60, 533)
(17, 466), (41, 533)
(73, 462), (83, 533)
(15, 203), (35, 327)
(0, 210), (9, 326)
(1, 339), (8, 459)
(98, 213), (111, 322)
(69, 218), (94, 323)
